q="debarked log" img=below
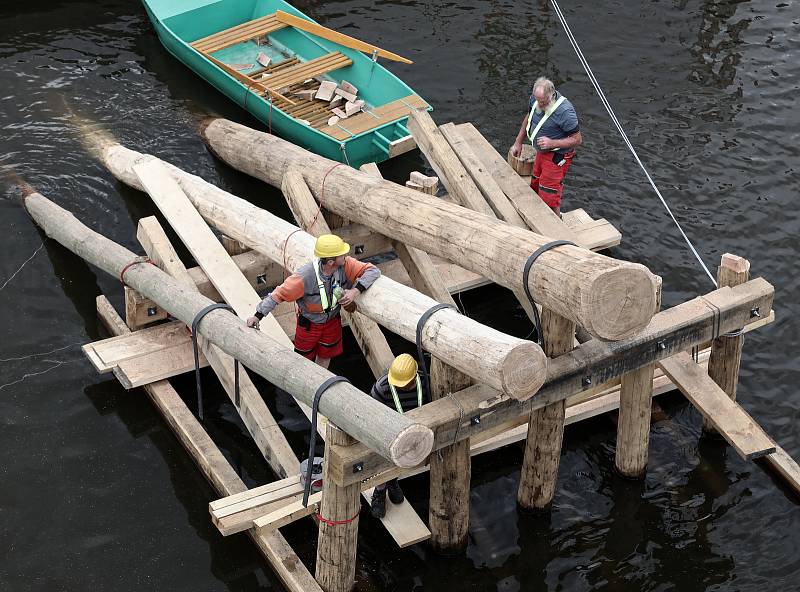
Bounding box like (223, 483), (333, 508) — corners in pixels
(199, 117), (658, 341)
(23, 191), (432, 468)
(101, 145), (548, 400)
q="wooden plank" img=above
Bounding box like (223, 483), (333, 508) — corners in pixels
(274, 10), (412, 64)
(763, 447), (800, 497)
(264, 53), (352, 90)
(389, 135), (417, 158)
(132, 160), (292, 349)
(115, 340), (207, 389)
(192, 15), (287, 54)
(210, 476), (301, 513)
(203, 54), (295, 105)
(658, 352), (775, 460)
(137, 216), (300, 479)
(82, 320), (191, 372)
(95, 296), (321, 592)
(454, 122), (580, 243)
(318, 95), (429, 139)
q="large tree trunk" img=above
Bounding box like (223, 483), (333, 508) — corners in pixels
(24, 191), (432, 469)
(198, 118), (657, 341)
(101, 145), (548, 401)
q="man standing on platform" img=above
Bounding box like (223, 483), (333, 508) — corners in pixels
(510, 77), (582, 218)
(246, 234), (380, 369)
(368, 353), (430, 518)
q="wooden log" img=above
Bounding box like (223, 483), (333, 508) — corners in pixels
(326, 279), (774, 487)
(195, 119), (657, 340)
(101, 146), (548, 400)
(518, 309), (575, 510)
(24, 191), (433, 468)
(705, 253), (750, 433)
(94, 296), (322, 592)
(614, 363), (655, 478)
(137, 216), (300, 479)
(281, 168), (394, 377)
(439, 123), (527, 228)
(658, 352), (775, 460)
(315, 424), (361, 592)
(453, 122), (580, 243)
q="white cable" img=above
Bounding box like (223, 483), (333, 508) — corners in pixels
(548, 0), (717, 287)
(0, 242), (44, 292)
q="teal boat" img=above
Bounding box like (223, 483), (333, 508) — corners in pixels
(141, 0), (431, 168)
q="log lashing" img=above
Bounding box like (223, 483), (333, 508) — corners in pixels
(325, 277), (774, 486)
(23, 190), (433, 469)
(100, 144), (549, 401)
(199, 117), (659, 341)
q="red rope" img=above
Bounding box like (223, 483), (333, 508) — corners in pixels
(316, 508), (360, 527)
(306, 162), (343, 232)
(119, 257), (156, 285)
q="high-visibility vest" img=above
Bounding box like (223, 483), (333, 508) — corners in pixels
(389, 375), (423, 414)
(526, 95), (567, 144)
(313, 258), (340, 312)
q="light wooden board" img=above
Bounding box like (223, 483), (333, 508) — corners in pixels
(191, 14), (287, 54)
(83, 320), (191, 372)
(658, 352), (775, 460)
(116, 340), (208, 389)
(132, 160), (292, 348)
(763, 447), (800, 497)
(318, 94), (429, 139)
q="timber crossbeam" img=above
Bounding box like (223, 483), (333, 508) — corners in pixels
(328, 277), (774, 486)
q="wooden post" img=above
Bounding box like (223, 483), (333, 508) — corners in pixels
(705, 254), (750, 433)
(518, 309), (575, 510)
(615, 363), (656, 478)
(316, 424), (360, 592)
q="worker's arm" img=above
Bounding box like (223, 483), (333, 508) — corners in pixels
(339, 257), (380, 306)
(536, 131), (582, 151)
(246, 273), (304, 327)
(510, 112), (530, 157)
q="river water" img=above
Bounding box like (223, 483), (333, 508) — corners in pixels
(1, 0), (798, 590)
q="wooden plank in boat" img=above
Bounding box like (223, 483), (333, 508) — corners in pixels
(264, 52), (352, 90)
(192, 14), (287, 54)
(318, 95), (429, 139)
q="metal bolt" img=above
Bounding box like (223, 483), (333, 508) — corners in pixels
(352, 462), (363, 474)
(256, 273), (267, 285)
(658, 340), (667, 351)
(147, 307), (158, 317)
(583, 376), (592, 386)
(750, 307), (761, 318)
(354, 245), (365, 255)
(470, 415), (481, 426)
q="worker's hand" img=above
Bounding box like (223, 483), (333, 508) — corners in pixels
(536, 136), (555, 150)
(510, 142), (522, 157)
(339, 287), (359, 307)
(246, 316), (261, 329)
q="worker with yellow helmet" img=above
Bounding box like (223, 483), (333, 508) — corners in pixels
(368, 353), (429, 518)
(246, 234), (380, 368)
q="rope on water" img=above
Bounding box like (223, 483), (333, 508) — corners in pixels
(548, 0), (717, 287)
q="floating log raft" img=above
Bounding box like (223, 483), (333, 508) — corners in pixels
(100, 144), (549, 401)
(198, 117), (658, 341)
(24, 190), (433, 469)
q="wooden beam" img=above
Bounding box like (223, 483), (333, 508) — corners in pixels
(137, 216), (300, 479)
(658, 352), (775, 460)
(615, 363), (655, 478)
(453, 122), (580, 244)
(94, 296), (322, 592)
(326, 278), (774, 486)
(26, 191), (433, 469)
(274, 10), (412, 64)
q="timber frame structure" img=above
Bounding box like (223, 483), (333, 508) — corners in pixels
(24, 110), (796, 592)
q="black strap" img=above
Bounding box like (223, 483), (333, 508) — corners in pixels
(191, 303), (239, 421)
(522, 240), (577, 347)
(415, 303), (455, 398)
(303, 375), (351, 507)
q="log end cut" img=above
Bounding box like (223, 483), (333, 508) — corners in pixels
(500, 341), (548, 400)
(583, 263), (657, 341)
(388, 424), (435, 468)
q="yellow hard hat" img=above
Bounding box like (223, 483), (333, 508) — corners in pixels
(314, 234), (350, 258)
(388, 353), (418, 387)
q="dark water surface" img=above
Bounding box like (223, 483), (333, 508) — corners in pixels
(1, 0), (799, 590)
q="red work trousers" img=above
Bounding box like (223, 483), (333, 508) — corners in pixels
(530, 150), (575, 209)
(293, 316), (343, 360)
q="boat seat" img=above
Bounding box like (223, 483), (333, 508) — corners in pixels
(259, 52), (352, 91)
(317, 94), (430, 139)
(191, 12), (287, 54)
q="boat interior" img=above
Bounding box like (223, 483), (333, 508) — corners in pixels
(164, 2), (429, 139)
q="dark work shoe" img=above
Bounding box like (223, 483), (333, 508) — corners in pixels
(387, 480), (405, 505)
(371, 488), (386, 519)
